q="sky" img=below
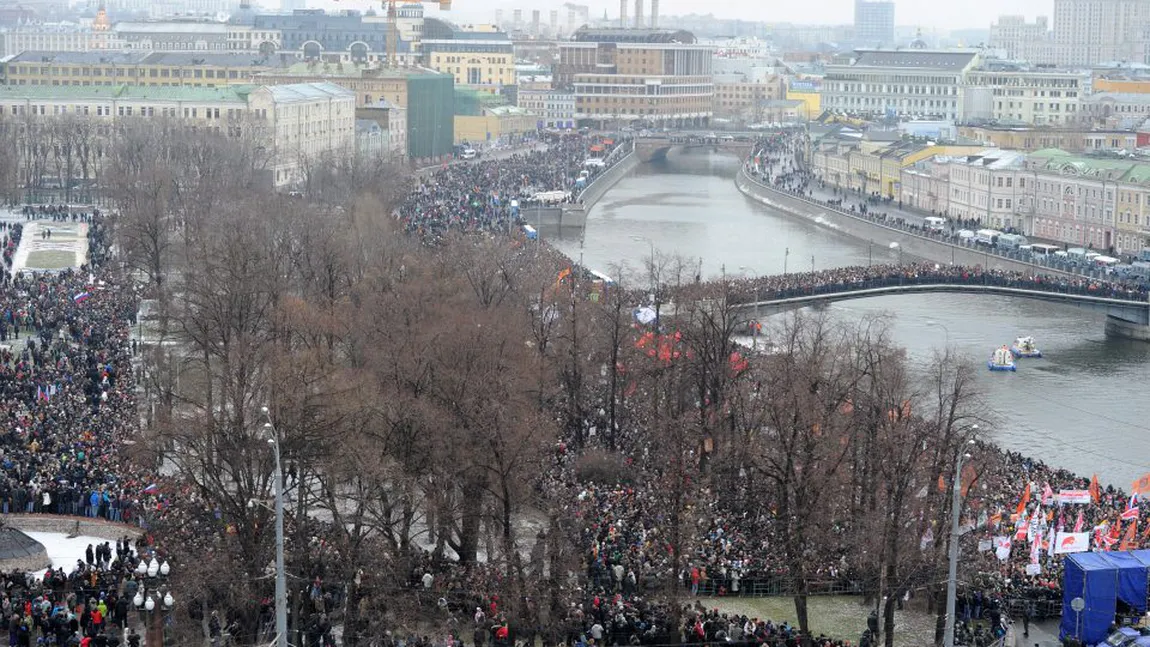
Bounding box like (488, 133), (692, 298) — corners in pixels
(318, 0), (1054, 31)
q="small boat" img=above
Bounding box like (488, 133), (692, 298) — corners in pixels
(987, 346), (1017, 372)
(1010, 336), (1042, 358)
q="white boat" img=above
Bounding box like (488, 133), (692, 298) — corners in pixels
(1010, 336), (1042, 358)
(987, 346), (1017, 372)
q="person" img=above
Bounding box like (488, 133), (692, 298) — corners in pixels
(1022, 601), (1033, 637)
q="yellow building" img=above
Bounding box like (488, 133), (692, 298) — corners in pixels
(957, 125), (1139, 153)
(785, 89), (821, 121)
(2, 50), (289, 88)
(422, 38), (515, 95)
(254, 61), (451, 109)
(454, 105), (535, 144)
(1094, 77), (1150, 94)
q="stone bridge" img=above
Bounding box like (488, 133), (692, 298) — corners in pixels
(726, 272), (1150, 341)
(634, 136), (754, 163)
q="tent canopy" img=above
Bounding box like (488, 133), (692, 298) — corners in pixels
(1061, 551), (1150, 644)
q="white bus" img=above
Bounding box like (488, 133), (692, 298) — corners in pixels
(923, 216), (948, 231)
(1029, 243), (1060, 257)
(975, 229), (1002, 246)
(1093, 255), (1120, 267)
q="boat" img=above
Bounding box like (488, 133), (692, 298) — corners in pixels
(987, 346), (1017, 372)
(1010, 336), (1043, 358)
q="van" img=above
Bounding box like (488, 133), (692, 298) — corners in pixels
(460, 148), (477, 160)
(996, 233), (1029, 250)
(923, 216), (948, 231)
(1029, 243), (1060, 257)
(975, 229), (1002, 246)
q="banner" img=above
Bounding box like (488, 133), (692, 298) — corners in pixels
(978, 539), (993, 553)
(1058, 489), (1092, 505)
(994, 536), (1012, 561)
(1133, 473), (1150, 496)
(1054, 531), (1090, 554)
(1025, 563), (1042, 576)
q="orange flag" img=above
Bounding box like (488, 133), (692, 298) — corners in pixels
(1090, 474), (1101, 504)
(989, 512), (1002, 528)
(961, 463), (978, 497)
(938, 474), (947, 493)
(1016, 483), (1031, 516)
(1121, 521), (1139, 552)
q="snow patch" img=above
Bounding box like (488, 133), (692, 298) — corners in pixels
(23, 532), (111, 573)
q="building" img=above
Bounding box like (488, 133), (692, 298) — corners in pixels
(988, 16), (1057, 65)
(963, 66), (1089, 126)
(822, 49), (980, 121)
(421, 19), (515, 95)
(113, 21), (231, 51)
(854, 0), (895, 48)
(942, 149), (1032, 231)
(355, 98), (406, 158)
(1094, 74), (1150, 94)
(0, 24), (116, 56)
(556, 27), (713, 128)
(958, 124), (1141, 152)
(252, 10), (413, 65)
(1052, 0), (1150, 67)
(712, 73), (784, 122)
(0, 81), (354, 188)
(1081, 92), (1150, 127)
(454, 104), (535, 144)
(1026, 148), (1126, 251)
(517, 88), (574, 129)
(0, 51), (291, 88)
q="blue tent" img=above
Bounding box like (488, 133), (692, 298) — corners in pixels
(1062, 553), (1119, 644)
(1061, 551), (1150, 644)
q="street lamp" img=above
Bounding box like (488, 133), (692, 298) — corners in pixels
(261, 406), (288, 647)
(133, 555), (174, 647)
(943, 429), (979, 647)
(783, 247), (790, 275)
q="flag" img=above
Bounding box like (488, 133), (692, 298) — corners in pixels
(961, 462), (978, 497)
(1016, 483), (1031, 516)
(989, 512), (1002, 529)
(920, 527), (934, 551)
(1014, 519), (1029, 542)
(1041, 483), (1055, 505)
(1029, 532), (1041, 564)
(994, 536), (1012, 561)
(1122, 493), (1141, 522)
(142, 484), (160, 495)
(1121, 522), (1139, 552)
(1046, 527), (1057, 558)
(1074, 510), (1085, 533)
(938, 474), (946, 493)
(1089, 474), (1101, 504)
(72, 292), (91, 304)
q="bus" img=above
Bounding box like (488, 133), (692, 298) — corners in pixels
(1093, 255), (1120, 268)
(1028, 243), (1060, 257)
(975, 229), (1002, 246)
(923, 216), (948, 231)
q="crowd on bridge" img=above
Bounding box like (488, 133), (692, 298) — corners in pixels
(399, 134), (626, 242)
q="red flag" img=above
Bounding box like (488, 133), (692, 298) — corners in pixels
(961, 463), (978, 497)
(1074, 510), (1085, 533)
(1121, 522), (1139, 552)
(1041, 483), (1055, 505)
(1089, 474), (1101, 504)
(1016, 483), (1031, 516)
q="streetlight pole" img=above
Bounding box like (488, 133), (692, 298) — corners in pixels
(784, 247), (790, 275)
(262, 408), (288, 647)
(943, 430), (978, 647)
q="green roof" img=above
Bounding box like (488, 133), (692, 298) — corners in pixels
(0, 84), (256, 103)
(1028, 148), (1150, 184)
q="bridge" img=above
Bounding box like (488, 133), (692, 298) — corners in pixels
(724, 269), (1150, 341)
(634, 135), (754, 163)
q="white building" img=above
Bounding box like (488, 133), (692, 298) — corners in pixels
(517, 88), (575, 129)
(1081, 92), (1150, 127)
(114, 22), (230, 51)
(248, 82), (356, 187)
(1026, 149), (1124, 250)
(0, 25), (117, 56)
(1053, 0), (1150, 66)
(964, 67), (1089, 126)
(822, 49), (980, 121)
(988, 16), (1058, 65)
(943, 149), (1032, 232)
(854, 0), (895, 48)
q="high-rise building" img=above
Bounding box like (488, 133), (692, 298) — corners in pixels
(854, 0), (894, 48)
(1052, 0), (1149, 66)
(989, 15), (1057, 64)
(281, 0), (304, 12)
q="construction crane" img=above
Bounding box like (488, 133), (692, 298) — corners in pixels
(387, 0), (451, 67)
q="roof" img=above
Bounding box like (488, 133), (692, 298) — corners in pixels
(9, 51), (151, 65)
(1084, 92), (1150, 105)
(1027, 148), (1150, 182)
(0, 83), (255, 103)
(486, 105), (530, 116)
(572, 26), (697, 44)
(262, 81), (354, 102)
(7, 50), (287, 69)
(849, 49), (978, 70)
(114, 21), (228, 34)
(257, 61), (445, 79)
(947, 149), (1026, 169)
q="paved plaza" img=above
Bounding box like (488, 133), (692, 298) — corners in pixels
(11, 220), (89, 274)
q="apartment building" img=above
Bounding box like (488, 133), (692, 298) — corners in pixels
(0, 51), (291, 87)
(1052, 0), (1150, 67)
(712, 73), (785, 122)
(557, 27), (712, 128)
(0, 81), (354, 188)
(988, 16), (1056, 64)
(822, 49), (980, 121)
(964, 67), (1089, 126)
(517, 88), (575, 129)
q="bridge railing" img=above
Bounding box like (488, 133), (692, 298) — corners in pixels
(731, 271), (1150, 307)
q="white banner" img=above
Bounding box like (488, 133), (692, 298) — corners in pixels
(1054, 531), (1091, 554)
(1058, 490), (1092, 505)
(994, 536), (1012, 561)
(978, 539), (993, 553)
(1025, 563), (1042, 575)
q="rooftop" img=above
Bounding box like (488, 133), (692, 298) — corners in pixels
(114, 21), (228, 34)
(262, 81), (354, 102)
(571, 26), (697, 44)
(8, 50), (289, 68)
(256, 61), (447, 79)
(1027, 148), (1150, 182)
(846, 49), (978, 71)
(1084, 92), (1150, 105)
(0, 83), (256, 102)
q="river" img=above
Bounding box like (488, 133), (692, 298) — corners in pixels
(553, 151), (1150, 489)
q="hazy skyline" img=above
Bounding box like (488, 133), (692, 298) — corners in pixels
(320, 0), (1053, 30)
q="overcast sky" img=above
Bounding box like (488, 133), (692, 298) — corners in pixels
(321, 0), (1053, 30)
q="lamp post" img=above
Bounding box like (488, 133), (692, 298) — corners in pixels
(783, 247), (790, 275)
(133, 556), (174, 647)
(262, 407), (288, 647)
(943, 430), (979, 647)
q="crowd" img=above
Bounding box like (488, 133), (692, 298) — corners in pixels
(399, 134), (625, 241)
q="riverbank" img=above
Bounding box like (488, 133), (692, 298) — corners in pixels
(734, 166), (1077, 278)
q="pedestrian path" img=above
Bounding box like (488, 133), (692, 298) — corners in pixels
(10, 220), (88, 274)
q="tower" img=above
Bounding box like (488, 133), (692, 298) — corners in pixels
(632, 0), (642, 28)
(513, 8), (522, 28)
(650, 0), (658, 27)
(550, 9), (558, 31)
(531, 9), (540, 35)
(619, 0), (626, 28)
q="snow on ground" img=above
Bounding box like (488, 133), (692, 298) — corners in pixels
(23, 531), (112, 573)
